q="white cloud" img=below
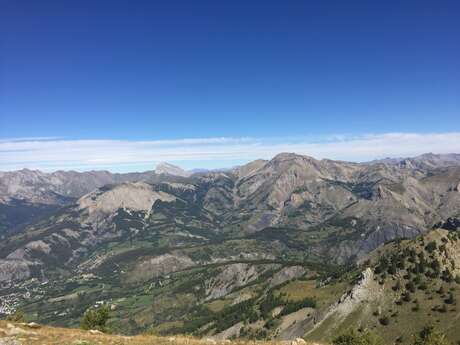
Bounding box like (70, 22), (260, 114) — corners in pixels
(1, 132), (460, 172)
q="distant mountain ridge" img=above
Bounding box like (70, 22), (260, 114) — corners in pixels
(2, 152), (459, 204)
(1, 152), (460, 242)
(1, 151), (460, 266)
(0, 152), (459, 341)
(0, 168), (152, 204)
(368, 152), (460, 169)
(0, 168), (187, 234)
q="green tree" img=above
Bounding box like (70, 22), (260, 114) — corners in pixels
(425, 242), (437, 253)
(402, 291), (412, 302)
(412, 326), (451, 345)
(333, 328), (383, 345)
(392, 280), (402, 291)
(406, 281), (416, 293)
(6, 309), (25, 322)
(379, 316), (390, 326)
(80, 305), (110, 332)
(445, 292), (455, 305)
(454, 275), (460, 284)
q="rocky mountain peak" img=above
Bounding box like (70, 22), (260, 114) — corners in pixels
(271, 152), (315, 163)
(155, 162), (192, 177)
(78, 182), (176, 217)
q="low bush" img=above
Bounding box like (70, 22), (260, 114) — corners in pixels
(80, 305), (110, 332)
(412, 326), (451, 345)
(332, 328), (383, 345)
(6, 309), (25, 322)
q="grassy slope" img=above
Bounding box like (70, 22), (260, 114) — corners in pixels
(304, 229), (460, 345)
(0, 321), (316, 345)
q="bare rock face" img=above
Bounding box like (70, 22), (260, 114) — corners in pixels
(0, 169), (132, 204)
(234, 159), (267, 179)
(212, 321), (245, 340)
(269, 266), (306, 288)
(78, 182), (176, 220)
(0, 260), (31, 283)
(306, 267), (382, 337)
(337, 267), (379, 312)
(127, 253), (195, 283)
(205, 263), (277, 300)
(23, 322), (40, 329)
(7, 240), (51, 260)
(78, 182), (176, 222)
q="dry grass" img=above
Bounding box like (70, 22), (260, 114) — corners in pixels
(0, 321), (312, 345)
(275, 279), (347, 307)
(205, 299), (230, 313)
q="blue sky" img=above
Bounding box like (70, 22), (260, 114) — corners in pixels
(1, 1), (459, 171)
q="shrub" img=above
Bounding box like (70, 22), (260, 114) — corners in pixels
(6, 309), (25, 322)
(259, 292), (282, 318)
(80, 305), (110, 332)
(425, 242), (437, 253)
(412, 326), (451, 345)
(388, 263), (397, 275)
(419, 282), (428, 290)
(212, 298), (258, 333)
(438, 304), (448, 313)
(264, 317), (275, 329)
(402, 292), (412, 302)
(379, 316), (390, 326)
(392, 280), (402, 291)
(442, 270), (454, 283)
(445, 292), (455, 305)
(332, 328), (383, 345)
(406, 281), (416, 293)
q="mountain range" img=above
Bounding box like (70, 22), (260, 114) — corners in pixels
(0, 152), (460, 343)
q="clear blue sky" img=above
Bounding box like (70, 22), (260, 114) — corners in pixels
(0, 1), (459, 171)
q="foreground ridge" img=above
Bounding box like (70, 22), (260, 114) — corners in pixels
(0, 321), (318, 345)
